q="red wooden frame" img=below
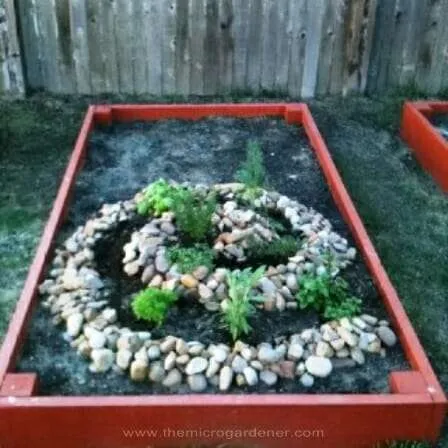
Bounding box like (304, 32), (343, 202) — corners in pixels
(401, 101), (448, 192)
(0, 104), (445, 448)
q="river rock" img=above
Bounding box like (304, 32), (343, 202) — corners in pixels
(91, 348), (114, 372)
(66, 313), (83, 337)
(187, 374), (208, 392)
(377, 326), (397, 347)
(162, 369), (182, 388)
(116, 349), (133, 370)
(219, 366), (233, 391)
(243, 367), (258, 386)
(305, 356), (333, 378)
(185, 357), (208, 375)
(260, 370), (278, 386)
(130, 359), (148, 381)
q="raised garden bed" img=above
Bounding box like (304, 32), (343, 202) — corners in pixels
(0, 104), (445, 447)
(401, 101), (448, 192)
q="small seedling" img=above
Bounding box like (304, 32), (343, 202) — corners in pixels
(167, 244), (215, 274)
(222, 266), (265, 341)
(172, 189), (217, 242)
(297, 273), (361, 320)
(235, 141), (267, 200)
(131, 287), (178, 326)
(137, 179), (184, 216)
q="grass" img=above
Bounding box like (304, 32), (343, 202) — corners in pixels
(0, 91), (446, 446)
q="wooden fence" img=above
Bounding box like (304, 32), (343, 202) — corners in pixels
(1, 0), (448, 97)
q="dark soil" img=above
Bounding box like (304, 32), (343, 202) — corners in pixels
(17, 117), (408, 395)
(431, 114), (448, 141)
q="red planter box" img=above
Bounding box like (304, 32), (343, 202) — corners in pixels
(0, 104), (445, 448)
(401, 101), (448, 192)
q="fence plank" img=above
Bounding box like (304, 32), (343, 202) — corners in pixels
(301, 0), (325, 98)
(260, 0), (277, 91)
(218, 0), (234, 93)
(145, 0), (162, 95)
(101, 0), (119, 93)
(189, 0), (205, 95)
(246, 0), (263, 93)
(274, 0), (290, 92)
(174, 0), (190, 96)
(203, 0), (219, 94)
(231, 0), (249, 91)
(287, 0), (307, 98)
(161, 0), (177, 95)
(69, 0), (90, 94)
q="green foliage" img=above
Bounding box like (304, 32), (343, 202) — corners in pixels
(297, 273), (361, 320)
(172, 189), (217, 242)
(235, 141), (266, 189)
(167, 244), (215, 274)
(137, 179), (184, 216)
(222, 266), (265, 341)
(131, 287), (178, 326)
(246, 235), (300, 265)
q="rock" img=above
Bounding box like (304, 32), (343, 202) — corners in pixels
(210, 346), (228, 363)
(66, 313), (83, 337)
(65, 239), (79, 253)
(206, 358), (221, 378)
(275, 361), (296, 379)
(337, 327), (358, 347)
(300, 373), (314, 388)
(193, 266), (209, 281)
(130, 360), (148, 381)
(188, 374), (208, 392)
(181, 274), (198, 289)
(330, 338), (345, 351)
(259, 278), (277, 295)
(155, 254), (169, 273)
(336, 348), (350, 358)
(241, 346), (254, 361)
(350, 348), (365, 365)
(102, 308), (117, 324)
(231, 355), (248, 374)
(149, 362), (165, 382)
(91, 349), (114, 372)
(176, 354), (190, 365)
(147, 345), (161, 360)
(219, 366), (233, 391)
(287, 343), (304, 361)
(185, 357), (208, 375)
(377, 326), (397, 347)
(62, 268), (83, 290)
(160, 336), (177, 353)
(162, 369), (182, 388)
(315, 341), (334, 358)
(124, 261), (140, 277)
(164, 352), (177, 370)
(305, 356), (333, 378)
(300, 329), (314, 343)
(88, 329), (107, 349)
(367, 340), (382, 353)
(352, 317), (368, 330)
(198, 284), (214, 301)
(149, 274), (163, 287)
(243, 367), (258, 386)
(275, 293), (286, 311)
(260, 370), (278, 386)
(160, 222), (175, 235)
(296, 362), (306, 376)
(116, 349), (133, 370)
(188, 342), (205, 356)
(175, 339), (189, 355)
(205, 301), (220, 312)
(117, 333), (142, 352)
(361, 314), (378, 326)
(332, 358), (356, 369)
(258, 345), (280, 364)
(286, 274), (298, 292)
(141, 265), (155, 284)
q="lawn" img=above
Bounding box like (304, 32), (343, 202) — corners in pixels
(0, 92), (446, 447)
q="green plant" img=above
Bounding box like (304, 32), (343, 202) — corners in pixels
(222, 266), (265, 341)
(137, 179), (184, 216)
(131, 287), (178, 326)
(246, 235), (300, 265)
(297, 273), (361, 320)
(167, 244), (215, 274)
(235, 141), (266, 200)
(172, 189), (217, 242)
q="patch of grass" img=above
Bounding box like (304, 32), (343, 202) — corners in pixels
(131, 288), (178, 326)
(137, 179), (184, 216)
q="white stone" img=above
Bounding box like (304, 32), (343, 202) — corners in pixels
(300, 373), (314, 388)
(305, 356), (333, 378)
(219, 366), (233, 391)
(258, 345), (280, 364)
(377, 326), (397, 347)
(260, 370), (278, 386)
(187, 374), (208, 392)
(162, 369), (182, 388)
(130, 359), (148, 381)
(164, 352), (177, 370)
(232, 355), (248, 373)
(185, 357), (208, 375)
(287, 343), (304, 361)
(88, 329), (107, 349)
(66, 313), (83, 337)
(116, 349), (133, 370)
(243, 367), (258, 386)
(91, 348), (114, 372)
(149, 362), (165, 382)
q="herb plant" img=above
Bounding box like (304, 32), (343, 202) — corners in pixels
(296, 273), (361, 320)
(137, 179), (184, 216)
(235, 141), (266, 200)
(172, 189), (217, 242)
(167, 244), (215, 274)
(222, 266), (265, 341)
(246, 235), (299, 265)
(131, 287), (178, 326)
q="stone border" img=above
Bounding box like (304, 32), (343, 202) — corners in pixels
(38, 183), (397, 392)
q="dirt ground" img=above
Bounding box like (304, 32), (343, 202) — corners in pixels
(0, 91), (446, 446)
